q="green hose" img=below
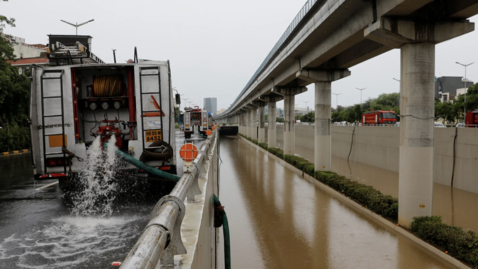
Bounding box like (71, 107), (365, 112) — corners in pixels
(213, 194), (231, 269)
(223, 213), (231, 269)
(105, 143), (180, 181)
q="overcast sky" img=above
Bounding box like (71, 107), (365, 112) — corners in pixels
(3, 0), (478, 110)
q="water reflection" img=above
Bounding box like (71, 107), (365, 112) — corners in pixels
(293, 144), (478, 234)
(219, 137), (454, 269)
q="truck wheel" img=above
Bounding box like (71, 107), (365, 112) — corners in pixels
(185, 133), (191, 139)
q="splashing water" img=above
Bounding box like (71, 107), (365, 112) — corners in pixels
(0, 215), (146, 269)
(70, 135), (120, 216)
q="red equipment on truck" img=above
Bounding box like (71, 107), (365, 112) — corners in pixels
(362, 110), (397, 125)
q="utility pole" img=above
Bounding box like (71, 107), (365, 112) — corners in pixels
(356, 87), (366, 105)
(60, 19), (94, 35)
(332, 93), (341, 108)
(456, 62), (474, 120)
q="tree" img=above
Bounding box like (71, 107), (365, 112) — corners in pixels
(0, 4), (30, 127)
(453, 83), (478, 120)
(299, 111), (314, 122)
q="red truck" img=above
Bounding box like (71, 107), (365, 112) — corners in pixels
(465, 110), (478, 127)
(362, 110), (397, 125)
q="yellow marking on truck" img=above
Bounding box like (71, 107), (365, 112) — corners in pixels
(49, 135), (67, 147)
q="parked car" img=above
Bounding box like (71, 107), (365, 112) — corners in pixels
(456, 122), (465, 128)
(434, 122), (446, 128)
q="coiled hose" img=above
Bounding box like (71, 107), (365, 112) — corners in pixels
(93, 76), (123, 96)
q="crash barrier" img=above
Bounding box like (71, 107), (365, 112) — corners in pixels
(120, 128), (218, 269)
(0, 149), (30, 156)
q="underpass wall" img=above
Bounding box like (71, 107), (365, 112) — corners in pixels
(270, 125), (478, 194)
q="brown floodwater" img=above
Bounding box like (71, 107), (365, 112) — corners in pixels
(293, 144), (478, 234)
(217, 137), (456, 269)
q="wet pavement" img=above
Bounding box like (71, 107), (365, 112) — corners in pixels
(0, 130), (205, 269)
(217, 136), (455, 269)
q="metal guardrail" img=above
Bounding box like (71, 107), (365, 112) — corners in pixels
(120, 130), (217, 269)
(226, 0), (320, 114)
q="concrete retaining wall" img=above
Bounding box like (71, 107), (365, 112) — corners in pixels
(266, 125), (478, 194)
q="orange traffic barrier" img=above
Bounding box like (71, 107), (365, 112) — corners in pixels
(179, 143), (198, 162)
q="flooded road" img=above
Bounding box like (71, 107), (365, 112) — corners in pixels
(293, 144), (478, 234)
(218, 136), (455, 269)
(0, 130), (203, 268)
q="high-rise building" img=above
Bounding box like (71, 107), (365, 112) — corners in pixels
(203, 98), (217, 116)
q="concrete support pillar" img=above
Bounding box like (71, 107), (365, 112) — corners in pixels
(267, 101), (277, 148)
(245, 110), (250, 138)
(239, 114), (243, 134)
(295, 69), (350, 170)
(398, 42), (435, 228)
(283, 93), (295, 155)
(314, 82), (332, 171)
(258, 104), (266, 143)
(250, 107), (258, 140)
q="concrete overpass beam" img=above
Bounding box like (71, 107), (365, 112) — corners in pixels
(365, 17), (474, 48)
(296, 69), (351, 85)
(399, 42), (435, 228)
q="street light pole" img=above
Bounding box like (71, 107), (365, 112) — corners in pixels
(456, 62), (474, 120)
(60, 19), (94, 35)
(332, 93), (341, 108)
(303, 101), (310, 112)
(393, 78), (400, 106)
(356, 87), (366, 105)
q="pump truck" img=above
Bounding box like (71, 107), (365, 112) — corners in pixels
(29, 60), (180, 192)
(183, 106), (211, 138)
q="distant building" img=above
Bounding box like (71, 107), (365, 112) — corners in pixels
(203, 98), (217, 116)
(4, 34), (49, 73)
(216, 108), (226, 115)
(294, 107), (309, 116)
(435, 76), (473, 102)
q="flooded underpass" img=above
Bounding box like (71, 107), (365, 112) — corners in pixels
(218, 136), (456, 269)
(293, 144), (478, 234)
(0, 130), (203, 269)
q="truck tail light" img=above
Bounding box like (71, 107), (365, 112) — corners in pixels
(46, 157), (69, 167)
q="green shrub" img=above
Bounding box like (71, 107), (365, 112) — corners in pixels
(268, 147), (284, 159)
(304, 165), (315, 177)
(175, 123), (179, 129)
(0, 126), (31, 152)
(252, 139), (258, 144)
(259, 143), (268, 150)
(411, 216), (478, 267)
(314, 170), (398, 220)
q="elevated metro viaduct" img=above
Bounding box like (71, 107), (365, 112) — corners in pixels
(216, 0), (478, 228)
